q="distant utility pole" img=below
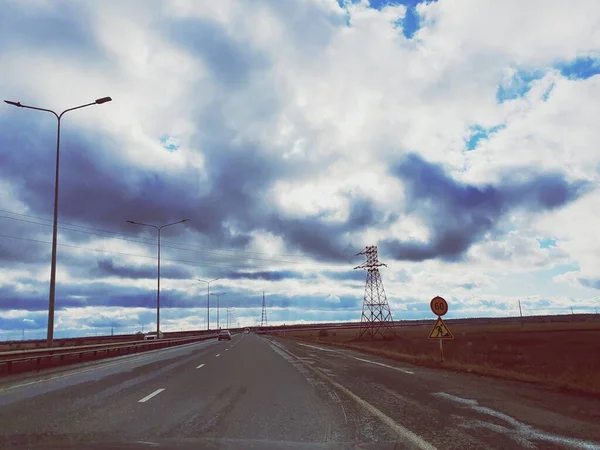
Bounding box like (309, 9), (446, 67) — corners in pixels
(571, 306), (574, 315)
(518, 300), (524, 327)
(261, 292), (268, 327)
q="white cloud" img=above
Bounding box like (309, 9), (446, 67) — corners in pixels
(1, 0), (600, 336)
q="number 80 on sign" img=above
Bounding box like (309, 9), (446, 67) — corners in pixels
(430, 296), (448, 316)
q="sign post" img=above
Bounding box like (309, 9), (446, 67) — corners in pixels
(428, 296), (453, 362)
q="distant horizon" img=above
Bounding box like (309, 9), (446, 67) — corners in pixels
(2, 0), (600, 340)
(5, 309), (598, 343)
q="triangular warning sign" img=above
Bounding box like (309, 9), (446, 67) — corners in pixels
(428, 317), (454, 340)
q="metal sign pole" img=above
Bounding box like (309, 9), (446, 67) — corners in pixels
(439, 337), (444, 362)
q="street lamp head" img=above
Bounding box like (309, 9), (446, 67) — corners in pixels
(95, 97), (112, 105)
(4, 100), (23, 107)
(126, 220), (136, 224)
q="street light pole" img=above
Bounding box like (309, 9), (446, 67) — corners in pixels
(210, 292), (226, 329)
(4, 97), (112, 348)
(197, 278), (219, 330)
(127, 218), (189, 336)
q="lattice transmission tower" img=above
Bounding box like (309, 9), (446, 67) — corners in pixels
(260, 291), (268, 327)
(354, 245), (395, 339)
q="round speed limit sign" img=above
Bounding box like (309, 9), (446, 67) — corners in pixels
(430, 296), (448, 316)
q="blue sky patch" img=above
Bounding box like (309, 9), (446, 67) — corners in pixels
(537, 237), (557, 249)
(160, 135), (180, 152)
(496, 69), (545, 103)
(337, 0), (434, 39)
(465, 124), (505, 150)
(556, 56), (600, 80)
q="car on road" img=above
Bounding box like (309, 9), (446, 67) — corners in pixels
(143, 331), (164, 340)
(218, 330), (232, 341)
(244, 327), (250, 334)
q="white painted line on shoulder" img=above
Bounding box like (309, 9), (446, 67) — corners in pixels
(138, 388), (165, 403)
(268, 339), (435, 450)
(297, 342), (413, 374)
(225, 348), (229, 351)
(352, 357), (414, 375)
(196, 364), (205, 369)
(216, 354), (220, 357)
(297, 342), (338, 352)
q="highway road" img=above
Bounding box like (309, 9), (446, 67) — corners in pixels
(1, 333), (599, 449)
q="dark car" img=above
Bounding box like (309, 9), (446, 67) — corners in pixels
(218, 330), (232, 341)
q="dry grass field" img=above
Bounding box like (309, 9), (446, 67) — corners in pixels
(276, 318), (600, 396)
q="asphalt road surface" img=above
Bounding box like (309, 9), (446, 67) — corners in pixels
(1, 333), (599, 449)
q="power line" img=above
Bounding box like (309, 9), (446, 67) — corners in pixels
(0, 212), (306, 265)
(0, 208), (308, 259)
(0, 233), (305, 271)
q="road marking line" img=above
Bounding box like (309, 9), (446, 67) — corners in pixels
(297, 342), (413, 374)
(268, 339), (435, 450)
(225, 348), (229, 351)
(138, 388), (165, 403)
(0, 339), (215, 393)
(216, 354), (220, 357)
(352, 357), (414, 375)
(196, 364), (205, 369)
(297, 342), (338, 352)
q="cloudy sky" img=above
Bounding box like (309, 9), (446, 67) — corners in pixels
(1, 0), (600, 339)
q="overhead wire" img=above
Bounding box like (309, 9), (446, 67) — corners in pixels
(0, 208), (309, 259)
(0, 211), (309, 265)
(0, 232), (310, 271)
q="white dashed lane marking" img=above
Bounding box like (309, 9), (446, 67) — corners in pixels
(138, 388), (165, 403)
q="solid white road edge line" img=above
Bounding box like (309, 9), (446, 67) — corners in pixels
(196, 364), (205, 369)
(352, 356), (414, 375)
(138, 388), (165, 403)
(297, 342), (414, 374)
(268, 339), (436, 450)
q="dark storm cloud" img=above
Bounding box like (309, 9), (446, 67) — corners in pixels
(383, 154), (588, 262)
(0, 276), (361, 314)
(322, 270), (365, 281)
(166, 18), (266, 88)
(579, 278), (600, 290)
(0, 2), (105, 60)
(0, 285), (48, 311)
(222, 270), (308, 281)
(267, 196), (394, 262)
(0, 107), (388, 267)
(92, 258), (194, 280)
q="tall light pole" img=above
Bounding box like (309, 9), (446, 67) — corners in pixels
(226, 307), (231, 329)
(211, 292), (226, 329)
(4, 96), (112, 348)
(126, 218), (189, 336)
(197, 278), (219, 330)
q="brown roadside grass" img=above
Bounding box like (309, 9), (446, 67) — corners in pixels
(277, 319), (600, 396)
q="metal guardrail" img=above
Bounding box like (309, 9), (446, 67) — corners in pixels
(0, 335), (218, 373)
